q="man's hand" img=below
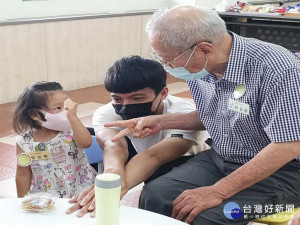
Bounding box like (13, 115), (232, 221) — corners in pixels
(66, 185), (96, 217)
(65, 175), (128, 218)
(172, 186), (225, 224)
(104, 116), (162, 142)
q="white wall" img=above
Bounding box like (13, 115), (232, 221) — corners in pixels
(196, 0), (240, 9)
(0, 14), (154, 104)
(0, 0), (298, 21)
(167, 0), (237, 9)
(0, 0), (168, 20)
(0, 0), (259, 20)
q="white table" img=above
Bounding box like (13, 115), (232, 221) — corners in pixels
(0, 198), (187, 225)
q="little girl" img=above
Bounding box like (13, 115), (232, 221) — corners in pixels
(13, 81), (97, 198)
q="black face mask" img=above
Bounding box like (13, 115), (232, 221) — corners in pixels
(112, 94), (162, 120)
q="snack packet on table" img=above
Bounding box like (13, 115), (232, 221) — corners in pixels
(21, 192), (56, 212)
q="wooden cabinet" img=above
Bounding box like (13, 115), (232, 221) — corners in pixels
(0, 13), (153, 104)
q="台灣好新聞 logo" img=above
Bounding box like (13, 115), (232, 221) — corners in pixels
(223, 202), (242, 219)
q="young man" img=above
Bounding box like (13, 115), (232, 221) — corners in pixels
(66, 55), (210, 217)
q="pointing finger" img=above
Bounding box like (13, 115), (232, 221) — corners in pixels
(104, 120), (129, 128)
(111, 128), (132, 142)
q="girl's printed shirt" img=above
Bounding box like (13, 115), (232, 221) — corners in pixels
(16, 130), (97, 198)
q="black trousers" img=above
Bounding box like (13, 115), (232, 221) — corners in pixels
(139, 149), (300, 225)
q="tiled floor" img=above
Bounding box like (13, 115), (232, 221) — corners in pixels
(0, 75), (189, 199)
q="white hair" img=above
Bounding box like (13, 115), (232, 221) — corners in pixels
(146, 6), (227, 51)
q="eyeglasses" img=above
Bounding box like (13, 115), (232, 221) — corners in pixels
(151, 43), (197, 70)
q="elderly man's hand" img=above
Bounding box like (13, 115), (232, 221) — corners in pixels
(172, 186), (225, 224)
(66, 185), (96, 217)
(104, 116), (162, 142)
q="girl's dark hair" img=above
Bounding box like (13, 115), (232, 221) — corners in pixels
(104, 55), (167, 95)
(12, 81), (63, 134)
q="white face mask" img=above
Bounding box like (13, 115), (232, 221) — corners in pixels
(162, 44), (210, 81)
(39, 110), (71, 132)
(165, 59), (209, 80)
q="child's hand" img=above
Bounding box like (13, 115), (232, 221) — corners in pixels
(64, 98), (78, 119)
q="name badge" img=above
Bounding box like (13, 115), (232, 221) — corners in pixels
(28, 151), (51, 161)
(16, 151), (51, 167)
(228, 99), (249, 115)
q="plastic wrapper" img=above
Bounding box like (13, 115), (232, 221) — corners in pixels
(227, 1), (246, 12)
(21, 193), (56, 212)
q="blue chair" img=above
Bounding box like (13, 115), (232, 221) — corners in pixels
(83, 136), (103, 172)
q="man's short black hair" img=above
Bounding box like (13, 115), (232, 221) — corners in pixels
(104, 55), (167, 95)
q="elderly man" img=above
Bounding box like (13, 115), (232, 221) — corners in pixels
(106, 6), (300, 225)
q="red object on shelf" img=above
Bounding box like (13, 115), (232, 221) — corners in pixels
(228, 1), (246, 12)
(273, 8), (286, 13)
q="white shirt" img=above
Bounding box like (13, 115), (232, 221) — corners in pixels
(93, 95), (210, 155)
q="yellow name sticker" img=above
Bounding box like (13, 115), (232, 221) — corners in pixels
(228, 99), (250, 115)
(16, 153), (32, 167)
(16, 151), (51, 167)
(28, 151), (51, 161)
